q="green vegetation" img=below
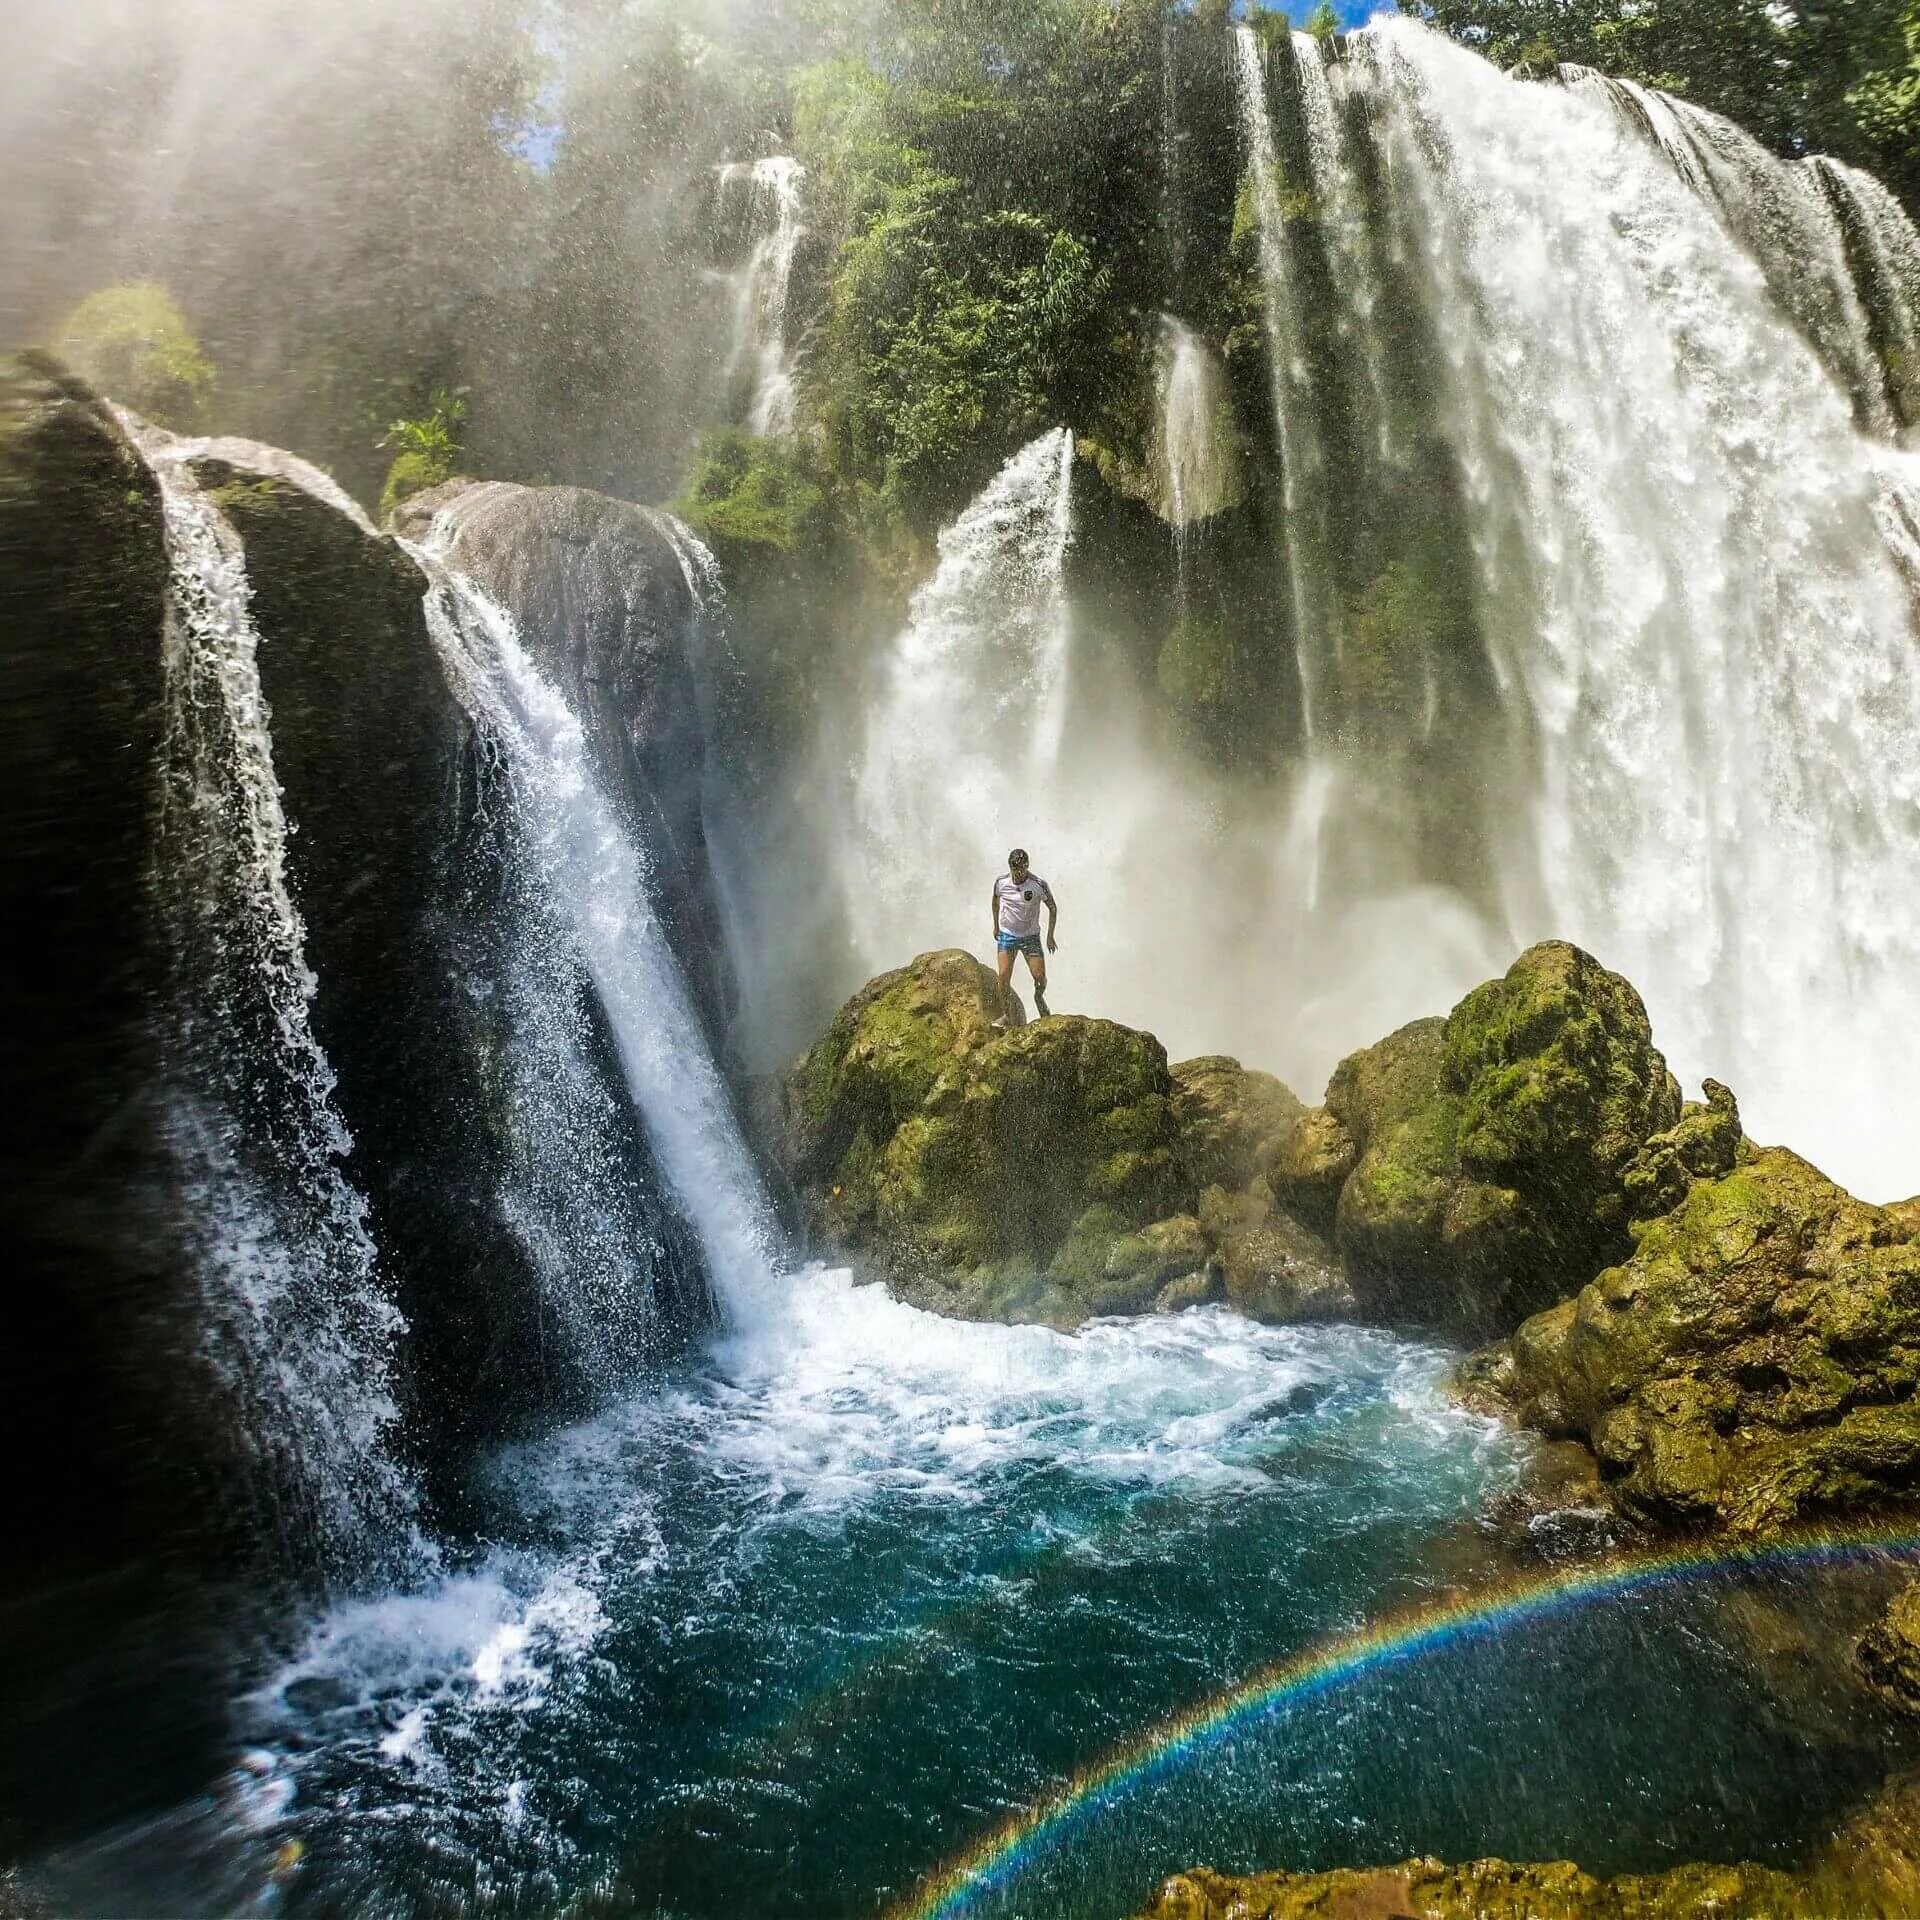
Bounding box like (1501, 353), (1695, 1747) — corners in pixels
(378, 387), (467, 523)
(51, 282), (215, 430)
(673, 428), (828, 554)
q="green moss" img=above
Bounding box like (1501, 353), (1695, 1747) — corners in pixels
(673, 427), (830, 554)
(1491, 1146), (1920, 1535)
(1318, 946), (1687, 1335)
(51, 282), (214, 431)
(379, 448), (455, 524)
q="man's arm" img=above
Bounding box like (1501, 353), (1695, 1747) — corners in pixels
(990, 886), (1002, 946)
(1044, 884), (1059, 951)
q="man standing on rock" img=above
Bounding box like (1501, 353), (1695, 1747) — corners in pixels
(992, 848), (1058, 1020)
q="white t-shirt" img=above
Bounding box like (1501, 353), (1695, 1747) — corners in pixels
(995, 872), (1052, 937)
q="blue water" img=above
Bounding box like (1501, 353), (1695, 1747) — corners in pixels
(40, 1272), (1916, 1918)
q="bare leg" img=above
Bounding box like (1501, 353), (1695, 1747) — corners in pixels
(995, 944), (1017, 1021)
(1025, 948), (1049, 1017)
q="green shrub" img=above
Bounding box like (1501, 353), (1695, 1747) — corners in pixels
(378, 388), (466, 522)
(51, 282), (215, 429)
(673, 427), (831, 553)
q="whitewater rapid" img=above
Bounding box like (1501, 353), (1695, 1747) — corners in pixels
(225, 1273), (1520, 1913)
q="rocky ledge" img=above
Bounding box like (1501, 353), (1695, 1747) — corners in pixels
(1139, 1769), (1920, 1917)
(767, 938), (1729, 1343)
(763, 948), (1347, 1325)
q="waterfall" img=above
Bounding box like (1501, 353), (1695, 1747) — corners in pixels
(1812, 157), (1920, 440)
(413, 524), (781, 1324)
(1565, 67), (1899, 440)
(1153, 315), (1235, 535)
(1345, 18), (1920, 1198)
(138, 432), (416, 1586)
(1232, 25), (1333, 735)
(846, 430), (1076, 976)
(719, 155), (807, 437)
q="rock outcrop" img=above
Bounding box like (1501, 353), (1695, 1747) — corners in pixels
(770, 950), (1349, 1324)
(393, 478), (736, 1046)
(1466, 1147), (1920, 1535)
(1277, 942), (1684, 1338)
(1858, 1582), (1920, 1714)
(1145, 1773), (1920, 1919)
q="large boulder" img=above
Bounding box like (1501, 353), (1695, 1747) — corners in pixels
(1277, 941), (1684, 1338)
(393, 478), (736, 1046)
(1471, 1147), (1920, 1535)
(772, 951), (1329, 1324)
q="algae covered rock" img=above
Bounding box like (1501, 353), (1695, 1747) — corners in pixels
(1172, 1054), (1304, 1193)
(1142, 1777), (1920, 1918)
(775, 953), (1332, 1324)
(1858, 1582), (1920, 1714)
(1325, 941), (1683, 1338)
(1489, 1147), (1920, 1534)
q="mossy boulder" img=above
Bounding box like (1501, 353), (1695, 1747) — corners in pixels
(1482, 1147), (1920, 1535)
(50, 282), (214, 431)
(1172, 1054), (1304, 1193)
(1858, 1582), (1920, 1714)
(774, 953), (1330, 1324)
(1311, 941), (1683, 1338)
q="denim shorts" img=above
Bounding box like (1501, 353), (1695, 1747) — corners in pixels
(996, 931), (1044, 957)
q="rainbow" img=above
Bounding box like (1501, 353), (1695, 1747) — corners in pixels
(890, 1523), (1920, 1920)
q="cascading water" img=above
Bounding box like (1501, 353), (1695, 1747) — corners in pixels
(1347, 18), (1920, 1199)
(1814, 157), (1920, 438)
(1232, 25), (1330, 731)
(1564, 66), (1899, 440)
(719, 155), (807, 437)
(414, 520), (779, 1318)
(395, 547), (704, 1389)
(1152, 315), (1236, 538)
(137, 430), (416, 1586)
(848, 429), (1077, 974)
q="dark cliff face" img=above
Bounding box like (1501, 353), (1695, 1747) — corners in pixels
(0, 354), (231, 1839)
(396, 479), (739, 1052)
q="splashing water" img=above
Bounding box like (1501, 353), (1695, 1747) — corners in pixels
(414, 519), (779, 1319)
(138, 429), (416, 1585)
(224, 1293), (1538, 1918)
(719, 155), (807, 437)
(1153, 315), (1236, 533)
